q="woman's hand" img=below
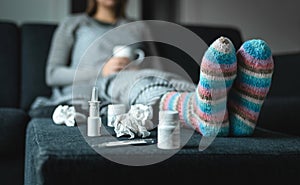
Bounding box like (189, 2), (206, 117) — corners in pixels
(101, 57), (131, 77)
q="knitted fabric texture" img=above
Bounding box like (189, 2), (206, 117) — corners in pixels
(160, 37), (237, 136)
(228, 39), (274, 136)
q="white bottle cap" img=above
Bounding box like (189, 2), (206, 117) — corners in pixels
(159, 110), (179, 122)
(108, 104), (126, 114)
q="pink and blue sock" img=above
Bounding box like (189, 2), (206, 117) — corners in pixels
(160, 36), (237, 136)
(228, 39), (274, 136)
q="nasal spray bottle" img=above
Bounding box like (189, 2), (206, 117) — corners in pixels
(87, 86), (102, 137)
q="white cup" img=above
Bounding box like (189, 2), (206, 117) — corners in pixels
(113, 45), (145, 65)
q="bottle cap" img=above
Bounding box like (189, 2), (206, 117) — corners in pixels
(91, 86), (98, 101)
(108, 104), (126, 114)
(159, 110), (179, 122)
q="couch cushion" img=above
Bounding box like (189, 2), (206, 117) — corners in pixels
(257, 97), (300, 136)
(268, 52), (300, 97)
(25, 117), (300, 185)
(21, 24), (57, 111)
(153, 25), (243, 84)
(0, 22), (20, 107)
(256, 52), (300, 136)
(0, 108), (29, 157)
(0, 158), (25, 185)
(184, 24), (243, 50)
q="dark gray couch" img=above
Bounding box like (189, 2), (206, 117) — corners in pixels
(0, 21), (55, 185)
(1, 20), (300, 185)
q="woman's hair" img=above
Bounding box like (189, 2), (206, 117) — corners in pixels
(86, 0), (128, 18)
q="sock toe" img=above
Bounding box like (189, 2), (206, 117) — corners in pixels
(242, 39), (272, 60)
(196, 36), (237, 136)
(229, 39), (274, 136)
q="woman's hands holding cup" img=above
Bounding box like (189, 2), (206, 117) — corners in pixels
(101, 57), (130, 77)
(102, 45), (145, 77)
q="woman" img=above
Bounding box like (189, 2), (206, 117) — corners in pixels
(32, 0), (274, 137)
(32, 0), (162, 110)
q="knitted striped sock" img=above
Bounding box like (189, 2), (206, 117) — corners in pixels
(228, 39), (274, 136)
(159, 37), (237, 136)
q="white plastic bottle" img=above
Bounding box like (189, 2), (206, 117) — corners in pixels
(157, 110), (180, 149)
(87, 87), (102, 137)
(107, 104), (126, 127)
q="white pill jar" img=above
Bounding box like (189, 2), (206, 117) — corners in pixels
(107, 104), (126, 127)
(157, 110), (180, 149)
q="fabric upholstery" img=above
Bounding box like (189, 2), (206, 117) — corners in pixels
(268, 52), (300, 97)
(257, 97), (300, 136)
(0, 158), (25, 185)
(28, 105), (57, 118)
(0, 22), (20, 107)
(20, 24), (57, 110)
(25, 118), (300, 185)
(153, 25), (243, 84)
(0, 108), (29, 156)
(257, 52), (300, 135)
(184, 24), (243, 49)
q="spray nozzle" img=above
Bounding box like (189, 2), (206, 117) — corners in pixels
(91, 86), (99, 102)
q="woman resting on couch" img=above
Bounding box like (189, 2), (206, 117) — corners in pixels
(31, 0), (274, 137)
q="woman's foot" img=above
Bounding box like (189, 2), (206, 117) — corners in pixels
(160, 36), (237, 136)
(228, 39), (274, 136)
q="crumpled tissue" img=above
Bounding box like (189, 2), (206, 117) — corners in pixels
(52, 105), (86, 127)
(113, 104), (154, 139)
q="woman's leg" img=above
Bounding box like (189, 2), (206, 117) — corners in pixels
(160, 37), (237, 136)
(228, 39), (274, 136)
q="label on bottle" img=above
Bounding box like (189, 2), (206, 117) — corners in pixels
(157, 123), (180, 149)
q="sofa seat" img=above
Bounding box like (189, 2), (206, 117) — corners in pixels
(25, 117), (300, 185)
(0, 108), (29, 156)
(0, 108), (29, 185)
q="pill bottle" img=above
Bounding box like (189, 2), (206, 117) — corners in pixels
(157, 110), (180, 149)
(107, 104), (126, 127)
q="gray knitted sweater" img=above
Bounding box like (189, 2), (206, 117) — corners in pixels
(31, 13), (195, 110)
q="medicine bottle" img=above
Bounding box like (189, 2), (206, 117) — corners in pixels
(107, 104), (126, 127)
(157, 110), (180, 149)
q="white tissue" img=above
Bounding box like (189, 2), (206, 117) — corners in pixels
(52, 105), (77, 127)
(113, 104), (154, 139)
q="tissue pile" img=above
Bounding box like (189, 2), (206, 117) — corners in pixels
(113, 104), (154, 139)
(52, 105), (77, 127)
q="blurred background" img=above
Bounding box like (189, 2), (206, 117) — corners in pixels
(0, 0), (299, 55)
